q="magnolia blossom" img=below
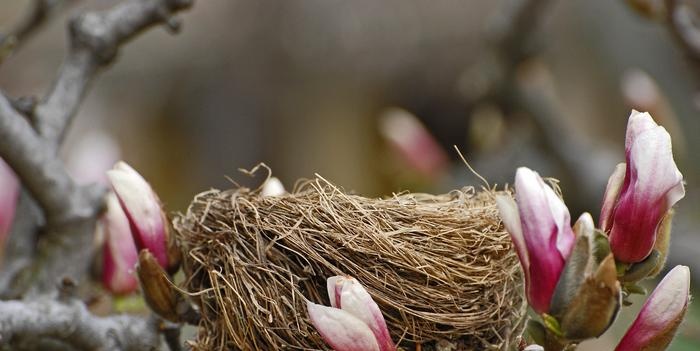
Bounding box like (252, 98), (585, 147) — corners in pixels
(615, 265), (690, 351)
(107, 161), (169, 269)
(307, 276), (394, 351)
(0, 158), (19, 241)
(496, 167), (576, 314)
(102, 192), (139, 294)
(601, 111), (684, 263)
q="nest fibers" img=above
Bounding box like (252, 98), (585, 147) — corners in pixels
(174, 175), (526, 350)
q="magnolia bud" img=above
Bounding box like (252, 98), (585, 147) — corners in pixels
(107, 162), (173, 270)
(261, 177), (286, 197)
(307, 276), (394, 351)
(549, 215), (621, 341)
(615, 265), (690, 351)
(102, 193), (139, 295)
(136, 250), (179, 322)
(496, 168), (576, 314)
(378, 108), (449, 179)
(602, 112), (684, 264)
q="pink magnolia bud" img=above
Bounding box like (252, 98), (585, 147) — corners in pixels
(307, 276), (395, 351)
(602, 111), (685, 263)
(496, 167), (576, 314)
(102, 192), (138, 295)
(615, 265), (690, 351)
(0, 158), (19, 243)
(378, 108), (449, 179)
(107, 162), (169, 269)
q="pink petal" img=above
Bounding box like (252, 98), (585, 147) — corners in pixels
(378, 108), (449, 179)
(615, 265), (690, 351)
(610, 126), (684, 263)
(599, 163), (626, 231)
(513, 167), (574, 314)
(0, 158), (19, 240)
(327, 276), (344, 309)
(102, 192), (139, 295)
(339, 278), (395, 351)
(107, 162), (168, 268)
(496, 195), (530, 296)
(307, 301), (381, 351)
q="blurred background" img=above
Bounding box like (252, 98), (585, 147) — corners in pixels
(1, 0), (699, 349)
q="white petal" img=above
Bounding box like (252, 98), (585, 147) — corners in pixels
(107, 161), (168, 267)
(261, 177), (286, 197)
(599, 163), (626, 230)
(307, 301), (380, 351)
(326, 276), (344, 308)
(573, 212), (594, 239)
(625, 111), (658, 154)
(496, 195), (529, 273)
(340, 279), (394, 351)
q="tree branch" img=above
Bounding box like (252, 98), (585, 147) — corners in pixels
(0, 0), (194, 294)
(0, 295), (161, 350)
(0, 0), (70, 62)
(0, 93), (101, 225)
(35, 0), (194, 145)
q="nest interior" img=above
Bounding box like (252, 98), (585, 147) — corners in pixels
(174, 176), (525, 350)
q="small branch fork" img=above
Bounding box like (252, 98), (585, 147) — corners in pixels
(0, 0), (194, 349)
(34, 0), (193, 145)
(0, 0), (193, 292)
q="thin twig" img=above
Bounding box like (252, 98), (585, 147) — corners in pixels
(0, 0), (70, 62)
(0, 0), (194, 294)
(34, 0), (194, 145)
(0, 92), (100, 225)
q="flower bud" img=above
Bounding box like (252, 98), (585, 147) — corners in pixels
(136, 249), (179, 322)
(615, 265), (690, 351)
(107, 162), (171, 269)
(0, 158), (19, 243)
(602, 111), (684, 263)
(101, 193), (138, 295)
(496, 167), (575, 314)
(548, 213), (621, 340)
(307, 276), (394, 351)
(378, 108), (449, 179)
(261, 177), (286, 197)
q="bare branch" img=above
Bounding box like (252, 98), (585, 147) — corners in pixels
(0, 296), (161, 350)
(0, 191), (42, 298)
(35, 0), (194, 144)
(0, 0), (69, 61)
(0, 0), (194, 294)
(0, 93), (101, 225)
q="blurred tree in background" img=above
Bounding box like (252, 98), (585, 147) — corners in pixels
(1, 0), (700, 349)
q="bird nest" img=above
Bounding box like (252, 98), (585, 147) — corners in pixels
(173, 174), (526, 350)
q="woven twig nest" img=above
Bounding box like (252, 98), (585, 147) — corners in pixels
(174, 175), (525, 350)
